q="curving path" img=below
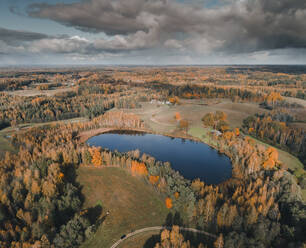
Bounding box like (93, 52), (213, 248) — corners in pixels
(110, 226), (217, 248)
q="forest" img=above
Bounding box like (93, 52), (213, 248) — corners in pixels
(0, 66), (305, 248)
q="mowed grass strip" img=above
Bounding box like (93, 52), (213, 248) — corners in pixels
(78, 167), (169, 248)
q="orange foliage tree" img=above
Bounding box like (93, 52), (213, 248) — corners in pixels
(214, 234), (224, 248)
(169, 96), (179, 104)
(89, 147), (102, 166)
(234, 128), (240, 136)
(262, 147), (279, 169)
(165, 197), (173, 209)
(174, 112), (181, 121)
(149, 175), (159, 184)
(131, 161), (148, 176)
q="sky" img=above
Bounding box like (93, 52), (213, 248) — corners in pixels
(0, 0), (306, 65)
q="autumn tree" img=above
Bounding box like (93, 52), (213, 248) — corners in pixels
(175, 112), (181, 121)
(154, 226), (198, 248)
(214, 234), (224, 248)
(131, 161), (148, 176)
(169, 96), (180, 105)
(149, 175), (159, 185)
(165, 197), (173, 209)
(89, 147), (102, 166)
(202, 111), (229, 132)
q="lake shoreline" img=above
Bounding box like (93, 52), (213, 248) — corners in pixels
(80, 126), (217, 151)
(85, 128), (232, 184)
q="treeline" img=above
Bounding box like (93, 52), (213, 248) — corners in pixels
(154, 225), (208, 248)
(260, 100), (304, 110)
(259, 92), (304, 110)
(0, 93), (113, 124)
(0, 83), (156, 126)
(143, 82), (266, 102)
(36, 83), (62, 90)
(141, 81), (296, 106)
(243, 112), (306, 167)
(0, 77), (47, 91)
(282, 90), (306, 100)
(0, 74), (166, 128)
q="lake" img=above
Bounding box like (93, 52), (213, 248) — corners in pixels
(87, 131), (232, 184)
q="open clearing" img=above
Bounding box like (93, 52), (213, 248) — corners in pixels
(77, 167), (169, 248)
(4, 86), (76, 97)
(284, 96), (306, 108)
(124, 99), (267, 134)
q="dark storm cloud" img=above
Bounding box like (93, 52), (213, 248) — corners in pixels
(26, 0), (306, 54)
(246, 0), (306, 14)
(0, 27), (49, 45)
(223, 0), (306, 52)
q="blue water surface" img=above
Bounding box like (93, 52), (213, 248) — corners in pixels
(87, 131), (232, 184)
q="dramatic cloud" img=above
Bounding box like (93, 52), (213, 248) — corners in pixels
(26, 0), (306, 55)
(0, 27), (49, 45)
(1, 0), (306, 64)
(0, 27), (158, 56)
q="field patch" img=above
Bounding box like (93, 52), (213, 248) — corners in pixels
(4, 87), (76, 97)
(78, 167), (169, 248)
(125, 99), (267, 132)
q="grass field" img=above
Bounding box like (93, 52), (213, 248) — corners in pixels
(4, 86), (76, 97)
(125, 99), (266, 134)
(188, 125), (218, 147)
(77, 167), (169, 248)
(284, 96), (306, 108)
